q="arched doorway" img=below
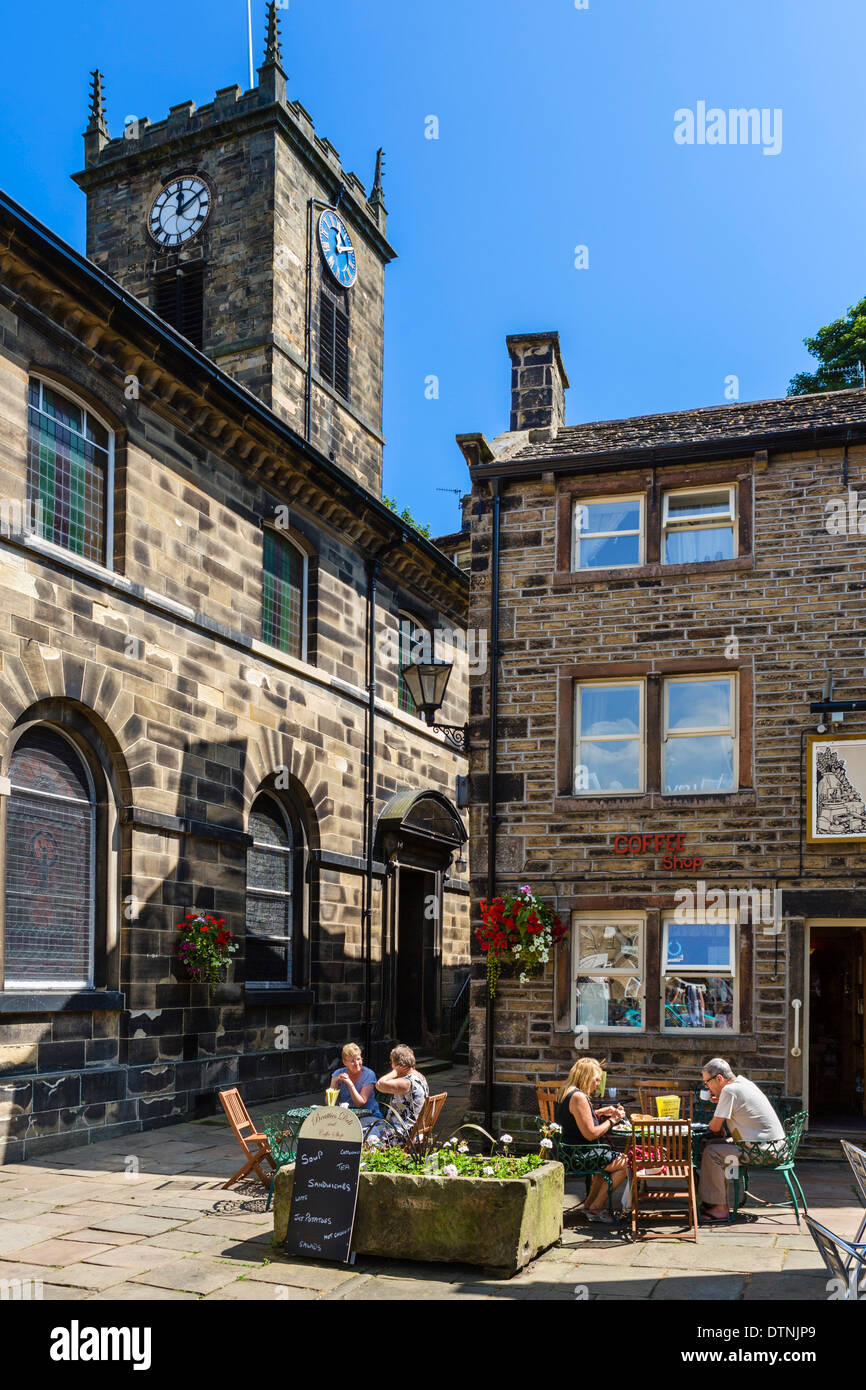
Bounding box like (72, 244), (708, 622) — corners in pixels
(376, 789), (467, 1051)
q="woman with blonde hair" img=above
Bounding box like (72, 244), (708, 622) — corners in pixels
(556, 1057), (628, 1221)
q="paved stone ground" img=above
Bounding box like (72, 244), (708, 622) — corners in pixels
(0, 1067), (861, 1301)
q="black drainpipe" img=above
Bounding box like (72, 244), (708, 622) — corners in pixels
(362, 535), (406, 1059)
(484, 479), (502, 1132)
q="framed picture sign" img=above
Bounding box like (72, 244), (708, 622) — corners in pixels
(806, 734), (866, 844)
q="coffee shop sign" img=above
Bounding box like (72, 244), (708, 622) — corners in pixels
(613, 834), (702, 871)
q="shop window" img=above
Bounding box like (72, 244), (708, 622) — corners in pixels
(574, 681), (644, 795)
(663, 674), (737, 794)
(662, 486), (736, 564)
(661, 915), (737, 1032)
(245, 793), (300, 988)
(572, 495), (644, 570)
(262, 530), (307, 659)
(26, 378), (112, 566)
(572, 913), (645, 1030)
(3, 727), (96, 988)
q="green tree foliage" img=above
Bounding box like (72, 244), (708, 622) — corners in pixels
(382, 495), (432, 538)
(788, 297), (866, 395)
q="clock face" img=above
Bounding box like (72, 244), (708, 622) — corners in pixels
(318, 209), (357, 288)
(149, 176), (211, 248)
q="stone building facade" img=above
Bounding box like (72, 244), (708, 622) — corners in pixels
(461, 330), (866, 1143)
(0, 15), (469, 1163)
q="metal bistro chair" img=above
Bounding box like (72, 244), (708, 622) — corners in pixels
(262, 1109), (305, 1212)
(805, 1215), (866, 1301)
(730, 1110), (809, 1226)
(841, 1140), (866, 1254)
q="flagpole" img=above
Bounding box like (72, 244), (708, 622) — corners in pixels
(247, 0), (254, 89)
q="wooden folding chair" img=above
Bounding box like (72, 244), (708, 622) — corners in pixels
(536, 1082), (560, 1125)
(630, 1115), (698, 1242)
(407, 1091), (447, 1147)
(637, 1081), (694, 1120)
(218, 1087), (277, 1190)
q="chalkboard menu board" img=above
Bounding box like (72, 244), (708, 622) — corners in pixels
(284, 1106), (363, 1264)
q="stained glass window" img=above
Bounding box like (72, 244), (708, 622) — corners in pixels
(262, 531), (305, 658)
(245, 796), (295, 986)
(27, 379), (111, 565)
(4, 728), (95, 988)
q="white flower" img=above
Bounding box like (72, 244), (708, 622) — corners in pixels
(441, 1136), (455, 1147)
(458, 1143), (469, 1153)
(483, 1165), (494, 1176)
(443, 1163), (458, 1177)
(500, 1133), (513, 1145)
(366, 1134), (380, 1148)
(549, 1122), (562, 1134)
(540, 1137), (554, 1149)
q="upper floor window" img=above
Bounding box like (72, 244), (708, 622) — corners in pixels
(398, 612), (431, 714)
(663, 675), (737, 794)
(27, 378), (112, 566)
(573, 495), (644, 570)
(3, 727), (95, 988)
(574, 681), (644, 794)
(319, 288), (350, 400)
(662, 486), (736, 564)
(245, 793), (300, 988)
(262, 530), (306, 660)
(662, 914), (737, 1032)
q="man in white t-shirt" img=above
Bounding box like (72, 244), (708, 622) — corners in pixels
(699, 1058), (786, 1221)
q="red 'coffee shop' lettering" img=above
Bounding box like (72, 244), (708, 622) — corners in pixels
(613, 834), (703, 870)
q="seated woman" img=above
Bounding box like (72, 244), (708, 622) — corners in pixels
(556, 1057), (628, 1222)
(375, 1045), (429, 1139)
(331, 1043), (382, 1129)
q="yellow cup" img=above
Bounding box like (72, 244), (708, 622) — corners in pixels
(325, 1088), (339, 1107)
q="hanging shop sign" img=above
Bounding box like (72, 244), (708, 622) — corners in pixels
(806, 733), (866, 844)
(613, 833), (703, 870)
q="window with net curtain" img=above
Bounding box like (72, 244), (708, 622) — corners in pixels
(262, 530), (305, 658)
(27, 379), (111, 565)
(245, 794), (297, 987)
(3, 727), (95, 988)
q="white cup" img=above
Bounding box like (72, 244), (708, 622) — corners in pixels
(700, 1089), (711, 1101)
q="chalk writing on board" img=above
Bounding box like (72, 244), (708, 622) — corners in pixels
(284, 1107), (363, 1265)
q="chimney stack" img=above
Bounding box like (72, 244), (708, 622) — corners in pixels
(506, 331), (569, 434)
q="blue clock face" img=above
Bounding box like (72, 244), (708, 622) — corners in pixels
(318, 209), (357, 288)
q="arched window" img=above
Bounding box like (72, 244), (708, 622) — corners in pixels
(4, 728), (96, 988)
(262, 530), (307, 660)
(245, 793), (302, 987)
(27, 378), (113, 566)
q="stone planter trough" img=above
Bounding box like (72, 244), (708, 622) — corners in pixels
(273, 1160), (563, 1276)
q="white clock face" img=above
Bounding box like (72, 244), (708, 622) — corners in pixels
(149, 177), (211, 247)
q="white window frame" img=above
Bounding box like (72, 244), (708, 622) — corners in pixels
(572, 911), (646, 1033)
(27, 375), (115, 571)
(661, 484), (737, 564)
(4, 725), (96, 990)
(574, 678), (645, 796)
(572, 493), (645, 571)
(262, 528), (308, 663)
(661, 913), (738, 1034)
(398, 611), (432, 713)
(662, 673), (738, 795)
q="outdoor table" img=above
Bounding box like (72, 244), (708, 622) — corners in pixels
(610, 1119), (711, 1162)
(263, 1104), (376, 1208)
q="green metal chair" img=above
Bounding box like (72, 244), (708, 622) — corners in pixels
(730, 1110), (809, 1226)
(262, 1110), (305, 1212)
(555, 1141), (619, 1219)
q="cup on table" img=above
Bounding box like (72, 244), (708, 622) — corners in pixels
(608, 1087), (617, 1101)
(700, 1089), (711, 1101)
(325, 1087), (340, 1106)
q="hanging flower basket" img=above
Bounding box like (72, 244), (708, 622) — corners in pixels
(174, 912), (238, 984)
(476, 885), (567, 997)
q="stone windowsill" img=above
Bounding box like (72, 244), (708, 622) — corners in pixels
(243, 988), (314, 1007)
(552, 555), (754, 587)
(0, 990), (124, 1014)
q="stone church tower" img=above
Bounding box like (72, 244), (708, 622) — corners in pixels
(72, 5), (394, 495)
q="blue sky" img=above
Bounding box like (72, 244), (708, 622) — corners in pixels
(1, 0), (864, 536)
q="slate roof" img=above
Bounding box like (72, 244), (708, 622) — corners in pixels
(479, 388), (866, 470)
